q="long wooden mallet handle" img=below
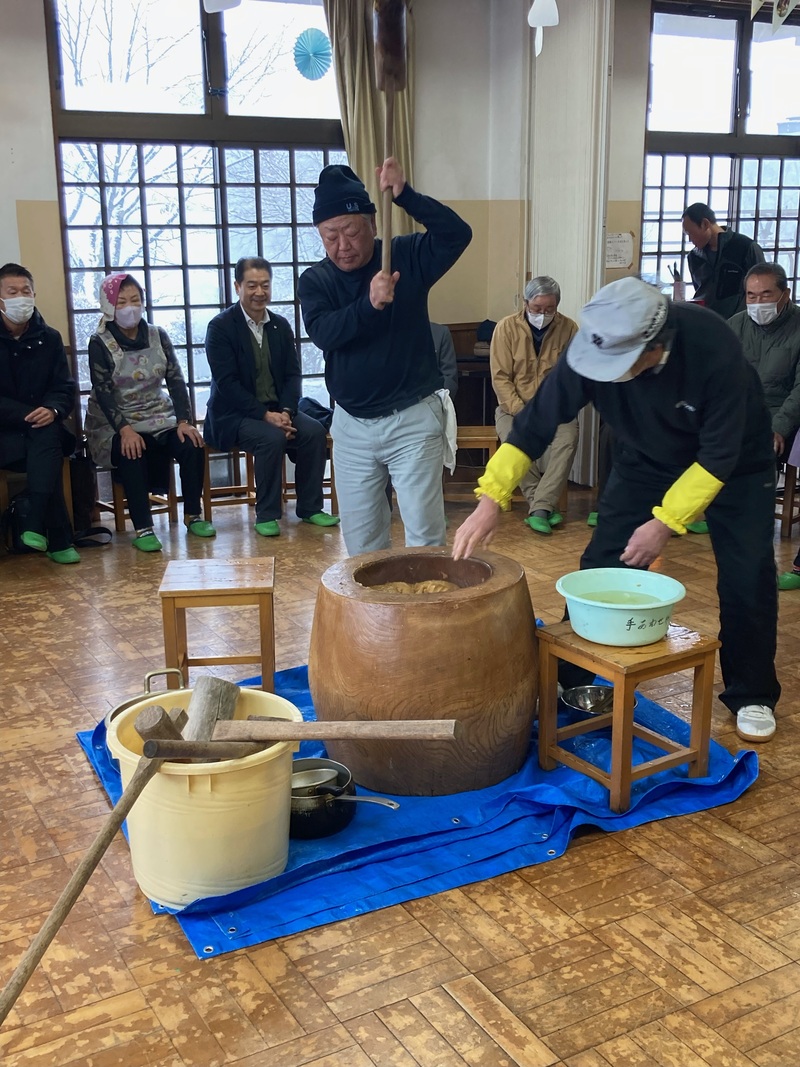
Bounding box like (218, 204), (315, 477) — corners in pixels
(214, 717), (462, 742)
(0, 705), (184, 1028)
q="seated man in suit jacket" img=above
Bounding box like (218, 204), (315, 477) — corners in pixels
(204, 256), (338, 537)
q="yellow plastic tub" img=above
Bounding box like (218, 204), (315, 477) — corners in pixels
(106, 687), (303, 909)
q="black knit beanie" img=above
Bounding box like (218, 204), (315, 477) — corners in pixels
(312, 164), (376, 225)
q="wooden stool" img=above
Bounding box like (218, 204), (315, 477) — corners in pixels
(537, 621), (720, 812)
(158, 558), (275, 692)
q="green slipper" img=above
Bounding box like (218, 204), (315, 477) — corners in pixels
(548, 511), (563, 528)
(686, 521), (709, 535)
(302, 512), (341, 527)
(778, 570), (800, 591)
(587, 511), (598, 527)
(21, 530), (48, 552)
(132, 533), (162, 552)
(254, 520), (280, 537)
(524, 515), (552, 535)
(187, 518), (216, 538)
(47, 547), (81, 565)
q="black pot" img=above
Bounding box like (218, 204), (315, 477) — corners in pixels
(289, 757), (399, 839)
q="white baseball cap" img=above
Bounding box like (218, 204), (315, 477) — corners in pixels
(566, 277), (670, 382)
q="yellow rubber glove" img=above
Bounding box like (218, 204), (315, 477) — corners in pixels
(475, 443), (533, 511)
(652, 462), (724, 534)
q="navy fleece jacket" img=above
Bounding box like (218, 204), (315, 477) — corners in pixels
(297, 183), (471, 419)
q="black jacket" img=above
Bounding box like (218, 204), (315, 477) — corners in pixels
(0, 309), (76, 466)
(204, 304), (301, 451)
(508, 301), (774, 485)
(687, 228), (765, 320)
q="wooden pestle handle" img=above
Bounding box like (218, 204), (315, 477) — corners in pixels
(213, 717), (462, 742)
(143, 738), (267, 761)
(381, 89), (395, 275)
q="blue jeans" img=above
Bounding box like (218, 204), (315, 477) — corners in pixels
(331, 395), (446, 556)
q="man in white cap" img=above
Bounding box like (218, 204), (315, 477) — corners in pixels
(453, 276), (780, 743)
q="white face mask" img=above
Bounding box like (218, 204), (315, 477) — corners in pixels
(526, 310), (555, 330)
(747, 301), (779, 327)
(1, 296), (35, 325)
(115, 305), (144, 329)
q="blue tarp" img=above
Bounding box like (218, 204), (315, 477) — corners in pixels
(77, 666), (758, 959)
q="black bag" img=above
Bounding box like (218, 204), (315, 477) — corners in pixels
(1, 486), (112, 552)
(298, 396), (334, 431)
(1, 491), (35, 553)
(69, 451), (112, 545)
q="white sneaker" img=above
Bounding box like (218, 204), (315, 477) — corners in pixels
(736, 705), (776, 743)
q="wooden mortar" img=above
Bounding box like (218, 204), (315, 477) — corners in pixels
(308, 547), (539, 795)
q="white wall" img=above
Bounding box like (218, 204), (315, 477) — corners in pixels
(0, 1), (66, 334)
(414, 0), (492, 200)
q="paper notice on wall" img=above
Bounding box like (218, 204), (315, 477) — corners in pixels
(605, 232), (634, 270)
(773, 0), (799, 31)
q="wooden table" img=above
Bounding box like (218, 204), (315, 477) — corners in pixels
(537, 621), (720, 812)
(158, 558), (275, 691)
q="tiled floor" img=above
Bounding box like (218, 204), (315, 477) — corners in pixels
(1, 485), (799, 1066)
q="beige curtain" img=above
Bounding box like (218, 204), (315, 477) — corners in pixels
(322, 0), (415, 237)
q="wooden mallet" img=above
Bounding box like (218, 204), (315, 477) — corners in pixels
(374, 0), (408, 274)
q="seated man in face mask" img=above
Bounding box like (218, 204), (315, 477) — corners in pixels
(727, 262), (800, 590)
(490, 276), (579, 534)
(0, 262), (79, 564)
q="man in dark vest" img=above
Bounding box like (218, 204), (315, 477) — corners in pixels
(204, 256), (338, 537)
(682, 203), (765, 320)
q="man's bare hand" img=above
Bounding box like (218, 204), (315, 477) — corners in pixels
(376, 157), (406, 198)
(620, 518), (672, 567)
(452, 495), (500, 560)
(25, 406), (55, 428)
(370, 270), (400, 310)
(265, 410), (296, 439)
(774, 431), (785, 455)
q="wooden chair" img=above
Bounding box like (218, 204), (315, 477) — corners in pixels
(201, 446), (256, 522)
(96, 464), (179, 533)
(0, 458), (74, 526)
(282, 434), (338, 513)
(776, 462), (800, 539)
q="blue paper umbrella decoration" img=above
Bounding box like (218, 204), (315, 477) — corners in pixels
(294, 28), (332, 81)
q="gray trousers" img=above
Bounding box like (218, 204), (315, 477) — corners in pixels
(331, 395), (446, 556)
(495, 407), (579, 514)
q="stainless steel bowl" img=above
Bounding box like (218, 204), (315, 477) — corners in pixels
(561, 685), (638, 715)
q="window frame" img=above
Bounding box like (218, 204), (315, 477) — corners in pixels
(649, 2), (800, 158)
(644, 2), (800, 299)
(43, 0), (345, 426)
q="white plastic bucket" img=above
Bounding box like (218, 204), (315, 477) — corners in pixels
(556, 567), (686, 647)
(106, 687), (303, 909)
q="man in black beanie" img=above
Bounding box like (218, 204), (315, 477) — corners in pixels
(298, 157), (471, 556)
